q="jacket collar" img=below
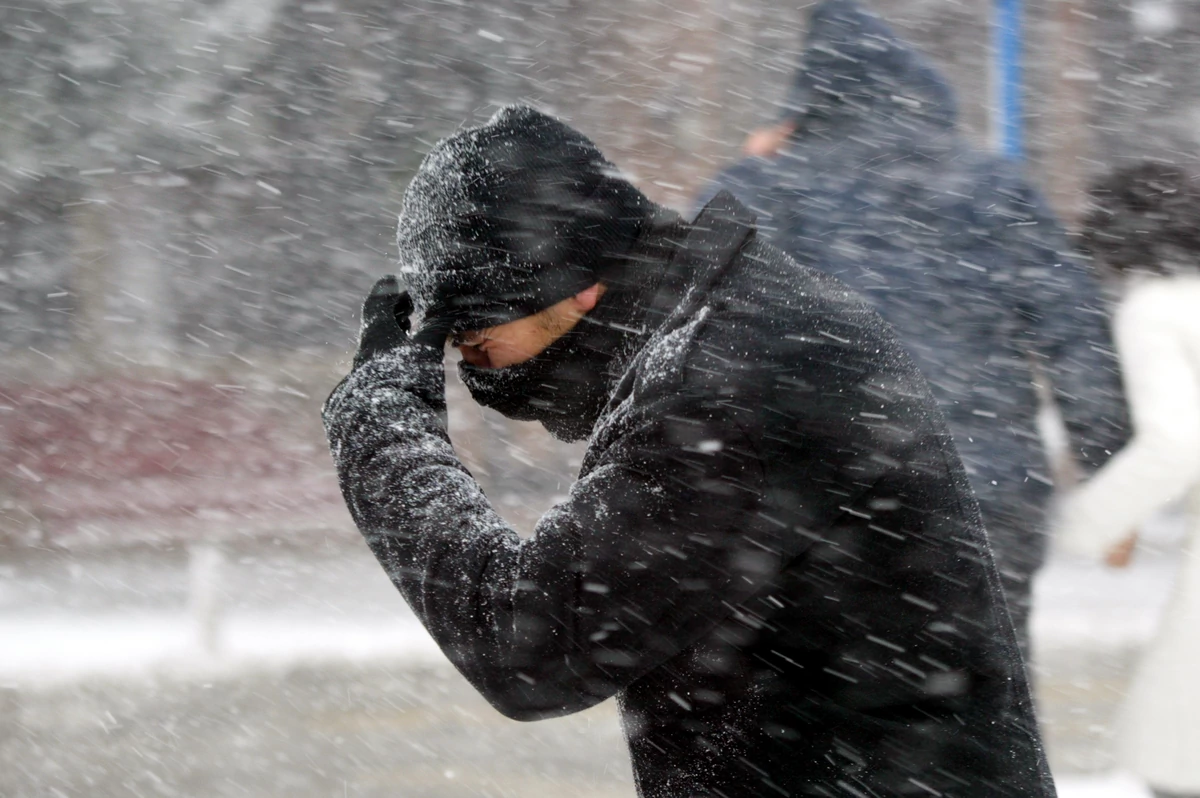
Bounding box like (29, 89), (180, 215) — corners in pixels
(646, 190), (757, 332)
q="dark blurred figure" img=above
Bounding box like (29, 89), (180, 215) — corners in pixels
(700, 0), (1129, 651)
(1058, 162), (1200, 798)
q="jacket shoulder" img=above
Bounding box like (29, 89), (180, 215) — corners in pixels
(717, 237), (894, 335)
(693, 238), (936, 415)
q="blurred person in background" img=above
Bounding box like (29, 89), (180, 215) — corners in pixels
(322, 105), (1055, 797)
(1057, 162), (1200, 798)
(698, 0), (1130, 655)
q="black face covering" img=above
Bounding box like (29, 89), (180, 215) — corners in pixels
(457, 210), (684, 442)
(458, 316), (627, 442)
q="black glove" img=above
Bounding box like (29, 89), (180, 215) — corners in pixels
(355, 275), (447, 366)
(326, 275), (447, 421)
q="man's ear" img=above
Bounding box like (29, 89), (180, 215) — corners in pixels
(572, 283), (605, 313)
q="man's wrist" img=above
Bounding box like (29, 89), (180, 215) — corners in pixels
(348, 345), (446, 409)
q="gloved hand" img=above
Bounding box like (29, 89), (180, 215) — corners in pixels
(355, 274), (448, 365)
(328, 275), (448, 418)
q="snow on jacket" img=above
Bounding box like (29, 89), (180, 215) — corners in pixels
(698, 0), (1129, 628)
(1057, 275), (1200, 793)
(324, 192), (1054, 797)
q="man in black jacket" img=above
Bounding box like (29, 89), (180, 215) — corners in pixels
(323, 105), (1055, 797)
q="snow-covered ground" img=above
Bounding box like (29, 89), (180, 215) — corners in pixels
(0, 536), (1180, 685)
(0, 611), (442, 684)
(0, 516), (1189, 796)
(0, 540), (442, 686)
(1033, 546), (1177, 652)
(1056, 772), (1154, 798)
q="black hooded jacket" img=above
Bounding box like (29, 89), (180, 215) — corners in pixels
(699, 0), (1129, 621)
(324, 191), (1055, 797)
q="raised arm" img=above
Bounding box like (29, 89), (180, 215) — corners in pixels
(323, 286), (771, 720)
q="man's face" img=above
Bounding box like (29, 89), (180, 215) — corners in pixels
(451, 284), (605, 369)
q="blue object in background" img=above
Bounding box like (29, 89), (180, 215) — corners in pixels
(993, 0), (1024, 160)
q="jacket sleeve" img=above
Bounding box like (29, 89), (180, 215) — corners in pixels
(1056, 287), (1200, 556)
(999, 181), (1131, 472)
(323, 348), (770, 721)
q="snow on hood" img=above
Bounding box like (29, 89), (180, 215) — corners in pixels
(781, 0), (958, 130)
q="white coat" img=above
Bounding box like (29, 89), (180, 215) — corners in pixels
(1057, 275), (1200, 792)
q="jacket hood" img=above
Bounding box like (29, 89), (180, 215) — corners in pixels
(781, 0), (958, 130)
(396, 105), (652, 335)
